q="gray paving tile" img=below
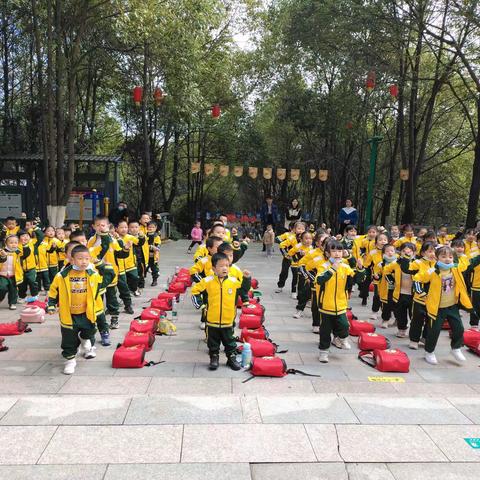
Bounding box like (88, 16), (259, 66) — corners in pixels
(392, 382), (477, 396)
(147, 377), (231, 394)
(182, 424), (316, 462)
(241, 395), (262, 423)
(192, 362), (251, 378)
(251, 463), (347, 480)
(257, 394), (358, 424)
(447, 397), (480, 424)
(346, 463), (395, 480)
(0, 395), (131, 425)
(0, 397), (18, 418)
(416, 368), (480, 384)
(232, 378), (315, 394)
(341, 366), (424, 383)
(389, 463), (480, 480)
(0, 465), (107, 480)
(105, 463), (252, 480)
(114, 362), (195, 377)
(0, 426), (57, 464)
(0, 361), (45, 376)
(59, 376), (151, 395)
(304, 424), (343, 461)
(336, 425), (448, 462)
(422, 425), (480, 461)
(125, 395), (242, 424)
(312, 380), (396, 394)
(33, 361), (116, 376)
(345, 395), (472, 425)
(39, 425), (183, 464)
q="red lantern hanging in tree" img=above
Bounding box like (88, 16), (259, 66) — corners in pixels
(211, 104), (221, 119)
(366, 70), (376, 92)
(346, 121), (353, 130)
(133, 86), (143, 106)
(153, 87), (164, 106)
(389, 84), (399, 99)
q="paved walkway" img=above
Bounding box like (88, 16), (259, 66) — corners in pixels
(0, 240), (478, 479)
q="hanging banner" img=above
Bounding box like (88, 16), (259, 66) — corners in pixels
(290, 169), (300, 181)
(319, 170), (328, 181)
(248, 167), (258, 179)
(400, 169), (409, 181)
(191, 162), (201, 174)
(309, 169), (317, 180)
(233, 166), (243, 177)
(219, 165), (229, 177)
(204, 163), (215, 176)
(263, 167), (272, 180)
(277, 168), (286, 180)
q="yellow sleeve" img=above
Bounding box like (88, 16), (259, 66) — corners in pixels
(191, 278), (207, 297)
(413, 268), (433, 283)
(383, 262), (397, 275)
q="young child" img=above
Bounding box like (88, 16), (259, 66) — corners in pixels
(17, 230), (39, 301)
(315, 240), (365, 363)
(47, 245), (114, 374)
(191, 252), (251, 370)
(451, 239), (469, 271)
(193, 223), (226, 262)
(55, 228), (67, 270)
(464, 229), (479, 258)
(146, 221), (161, 287)
(389, 225), (400, 243)
(341, 225), (358, 253)
(188, 221), (203, 254)
(128, 220), (146, 293)
(137, 213), (151, 287)
(276, 221), (306, 296)
(0, 235), (23, 309)
(117, 221), (142, 295)
(399, 242), (437, 349)
(263, 224), (275, 258)
(356, 225), (377, 306)
(413, 246), (480, 365)
(217, 242), (250, 303)
(3, 216), (20, 236)
(374, 243), (398, 328)
(393, 224), (416, 249)
(288, 231), (314, 318)
(437, 225), (454, 245)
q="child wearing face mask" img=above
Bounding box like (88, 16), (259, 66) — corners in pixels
(413, 246), (480, 365)
(315, 240), (365, 363)
(0, 235), (23, 310)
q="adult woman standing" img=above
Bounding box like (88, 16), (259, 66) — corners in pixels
(284, 199), (302, 230)
(338, 199), (358, 233)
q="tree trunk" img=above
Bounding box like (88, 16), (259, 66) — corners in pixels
(466, 97), (480, 228)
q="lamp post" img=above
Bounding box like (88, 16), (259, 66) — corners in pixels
(365, 135), (383, 230)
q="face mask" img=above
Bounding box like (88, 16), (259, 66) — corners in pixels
(437, 261), (454, 270)
(329, 257), (340, 264)
(72, 264), (83, 271)
(383, 254), (396, 263)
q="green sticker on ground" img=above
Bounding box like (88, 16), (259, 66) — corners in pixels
(464, 438), (480, 449)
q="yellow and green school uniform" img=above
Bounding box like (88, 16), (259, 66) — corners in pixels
(18, 240), (39, 298)
(0, 248), (23, 306)
(465, 240), (479, 258)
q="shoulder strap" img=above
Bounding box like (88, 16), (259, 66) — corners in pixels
(358, 350), (376, 368)
(286, 369), (321, 377)
(145, 360), (166, 367)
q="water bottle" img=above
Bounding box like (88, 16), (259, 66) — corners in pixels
(172, 297), (178, 322)
(241, 343), (252, 369)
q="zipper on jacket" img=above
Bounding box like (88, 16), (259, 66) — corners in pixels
(219, 277), (223, 326)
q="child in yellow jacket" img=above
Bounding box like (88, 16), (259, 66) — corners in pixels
(0, 235), (23, 309)
(316, 240), (365, 363)
(191, 252), (251, 371)
(17, 230), (40, 300)
(373, 244), (398, 328)
(413, 245), (480, 365)
(47, 245), (114, 375)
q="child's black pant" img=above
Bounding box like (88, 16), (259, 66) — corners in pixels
(60, 313), (96, 359)
(381, 290), (395, 321)
(311, 289), (320, 327)
(296, 275), (310, 311)
(409, 301), (429, 342)
(319, 312), (349, 350)
(126, 268), (139, 293)
(137, 257), (146, 288)
(37, 271), (50, 291)
(372, 285), (381, 313)
(148, 258), (159, 280)
(277, 257), (291, 288)
(359, 268), (372, 300)
(18, 269), (39, 298)
(188, 240), (202, 250)
(470, 290), (480, 326)
(206, 325), (236, 357)
(0, 276), (17, 305)
(425, 305), (464, 353)
(395, 293), (412, 330)
(117, 273), (132, 308)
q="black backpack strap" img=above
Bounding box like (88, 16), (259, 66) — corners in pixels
(358, 350), (376, 368)
(286, 369), (321, 378)
(242, 375), (255, 383)
(276, 348), (289, 354)
(145, 360), (166, 367)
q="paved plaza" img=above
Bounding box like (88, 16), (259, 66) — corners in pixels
(0, 240), (479, 479)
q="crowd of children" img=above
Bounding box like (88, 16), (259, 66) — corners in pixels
(0, 213), (162, 374)
(275, 221), (480, 365)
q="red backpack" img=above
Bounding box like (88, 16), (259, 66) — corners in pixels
(150, 298), (172, 311)
(346, 309), (357, 321)
(176, 274), (192, 287)
(26, 299), (47, 310)
(112, 344), (164, 368)
(0, 337), (8, 352)
(168, 282), (187, 294)
(241, 303), (264, 317)
(122, 331), (155, 351)
(359, 348), (410, 373)
(251, 278), (259, 289)
(357, 332), (389, 351)
(157, 292), (178, 302)
(240, 327), (268, 342)
(241, 338), (287, 357)
(244, 357), (321, 381)
(0, 320), (32, 336)
(349, 319), (375, 336)
(140, 307), (166, 321)
(130, 318), (158, 334)
(464, 328), (480, 355)
(238, 314), (264, 329)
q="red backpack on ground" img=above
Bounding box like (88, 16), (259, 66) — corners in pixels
(157, 292), (178, 302)
(244, 357), (321, 381)
(112, 344), (164, 369)
(140, 307), (166, 321)
(349, 319), (375, 336)
(240, 327), (269, 342)
(464, 328), (480, 355)
(359, 348), (410, 373)
(241, 303), (264, 317)
(0, 320), (32, 336)
(150, 298), (172, 311)
(240, 338), (287, 357)
(20, 306), (45, 324)
(130, 318), (158, 334)
(238, 314), (264, 329)
(26, 299), (47, 310)
(168, 282), (187, 294)
(357, 332), (389, 351)
(122, 331), (155, 351)
(346, 309), (357, 322)
(175, 274), (192, 287)
(0, 337), (8, 352)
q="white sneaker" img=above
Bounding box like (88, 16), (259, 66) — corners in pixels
(17, 298), (26, 304)
(381, 321), (389, 329)
(318, 350), (329, 363)
(312, 326), (320, 334)
(291, 292), (297, 300)
(332, 336), (352, 350)
(408, 341), (419, 350)
(63, 358), (76, 375)
(275, 288), (283, 293)
(8, 305), (16, 310)
(133, 290), (141, 297)
(451, 348), (466, 363)
(293, 310), (304, 319)
(78, 339), (96, 359)
(199, 322), (206, 330)
(396, 329), (408, 338)
(369, 312), (378, 320)
(425, 352), (438, 365)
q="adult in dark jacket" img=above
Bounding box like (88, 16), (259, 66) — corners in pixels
(284, 198), (302, 229)
(260, 196), (280, 251)
(338, 199), (358, 233)
(109, 201), (129, 226)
